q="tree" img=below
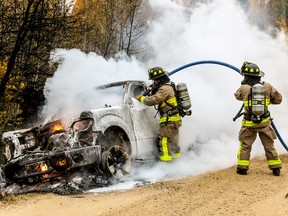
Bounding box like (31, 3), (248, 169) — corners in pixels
(270, 0), (288, 35)
(0, 0), (77, 133)
(247, 0), (288, 35)
(72, 0), (147, 59)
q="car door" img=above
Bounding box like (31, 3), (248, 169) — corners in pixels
(126, 82), (159, 161)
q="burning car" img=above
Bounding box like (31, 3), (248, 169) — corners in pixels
(0, 80), (159, 189)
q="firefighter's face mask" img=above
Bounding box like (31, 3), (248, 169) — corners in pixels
(151, 80), (159, 94)
(242, 75), (261, 86)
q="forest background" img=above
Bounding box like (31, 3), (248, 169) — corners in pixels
(0, 0), (288, 140)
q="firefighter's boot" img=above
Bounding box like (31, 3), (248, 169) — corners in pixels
(236, 168), (247, 175)
(272, 168), (281, 176)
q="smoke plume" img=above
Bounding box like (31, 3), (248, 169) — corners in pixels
(43, 0), (288, 183)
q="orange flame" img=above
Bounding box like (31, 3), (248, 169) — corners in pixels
(41, 163), (48, 171)
(56, 158), (67, 167)
(39, 163), (49, 179)
(51, 123), (64, 134)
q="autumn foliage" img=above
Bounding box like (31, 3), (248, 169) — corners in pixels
(0, 0), (288, 136)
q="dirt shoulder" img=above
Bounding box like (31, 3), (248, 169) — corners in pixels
(1, 155), (288, 216)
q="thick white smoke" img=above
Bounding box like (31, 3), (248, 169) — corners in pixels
(42, 50), (147, 122)
(43, 0), (288, 183)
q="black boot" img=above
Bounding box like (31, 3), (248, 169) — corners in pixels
(272, 168), (281, 176)
(237, 169), (247, 175)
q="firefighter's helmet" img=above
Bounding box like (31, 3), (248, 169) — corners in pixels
(241, 62), (264, 77)
(148, 67), (167, 80)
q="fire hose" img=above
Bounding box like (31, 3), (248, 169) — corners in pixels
(168, 60), (288, 152)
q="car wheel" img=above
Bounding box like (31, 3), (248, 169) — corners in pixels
(101, 145), (131, 179)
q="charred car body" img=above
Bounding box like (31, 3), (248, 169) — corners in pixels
(0, 80), (159, 187)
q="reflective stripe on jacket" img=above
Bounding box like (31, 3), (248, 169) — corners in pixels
(139, 83), (181, 123)
(234, 82), (282, 127)
(241, 117), (270, 127)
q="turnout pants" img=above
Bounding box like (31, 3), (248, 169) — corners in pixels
(237, 121), (282, 170)
(157, 121), (182, 161)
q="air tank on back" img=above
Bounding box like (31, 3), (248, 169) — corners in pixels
(176, 82), (191, 110)
(251, 83), (265, 118)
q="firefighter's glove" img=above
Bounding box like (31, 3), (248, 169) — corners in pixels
(135, 95), (142, 101)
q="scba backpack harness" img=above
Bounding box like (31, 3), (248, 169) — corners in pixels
(165, 82), (192, 118)
(248, 82), (270, 123)
(233, 82), (270, 123)
(143, 81), (192, 118)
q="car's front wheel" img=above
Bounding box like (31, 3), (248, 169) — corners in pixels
(101, 145), (131, 179)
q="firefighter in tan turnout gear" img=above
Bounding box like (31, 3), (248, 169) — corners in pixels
(135, 67), (182, 162)
(234, 62), (282, 176)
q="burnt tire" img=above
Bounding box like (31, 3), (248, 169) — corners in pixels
(101, 145), (131, 179)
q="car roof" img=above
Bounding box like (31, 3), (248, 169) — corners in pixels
(95, 80), (147, 90)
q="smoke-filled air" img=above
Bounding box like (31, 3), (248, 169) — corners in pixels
(42, 0), (288, 185)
